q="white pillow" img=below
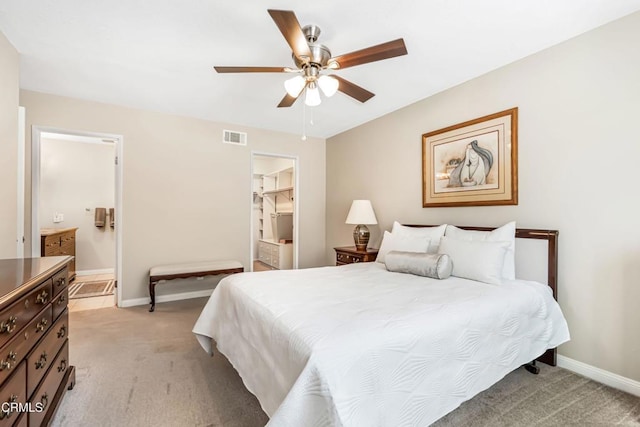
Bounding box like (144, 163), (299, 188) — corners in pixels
(376, 231), (430, 263)
(391, 222), (447, 254)
(438, 237), (509, 285)
(445, 222), (516, 280)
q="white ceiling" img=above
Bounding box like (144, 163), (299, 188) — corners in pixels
(2, 1), (639, 138)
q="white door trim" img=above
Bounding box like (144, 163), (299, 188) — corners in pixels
(17, 107), (25, 258)
(31, 126), (124, 307)
(250, 152), (300, 271)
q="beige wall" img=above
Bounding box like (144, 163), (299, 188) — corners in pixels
(21, 90), (326, 302)
(0, 31), (19, 258)
(40, 137), (116, 272)
(327, 12), (640, 382)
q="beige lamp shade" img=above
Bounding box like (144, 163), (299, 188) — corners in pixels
(345, 200), (378, 225)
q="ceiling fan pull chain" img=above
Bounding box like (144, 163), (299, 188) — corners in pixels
(309, 106), (314, 126)
(301, 102), (307, 141)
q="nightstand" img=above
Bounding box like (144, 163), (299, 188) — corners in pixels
(334, 246), (379, 265)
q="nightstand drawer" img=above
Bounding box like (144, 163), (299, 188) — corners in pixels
(337, 253), (362, 264)
(334, 247), (379, 265)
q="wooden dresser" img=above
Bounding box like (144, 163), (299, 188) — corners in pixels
(0, 257), (75, 426)
(40, 229), (77, 282)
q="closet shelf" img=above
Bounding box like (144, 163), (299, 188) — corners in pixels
(262, 186), (293, 196)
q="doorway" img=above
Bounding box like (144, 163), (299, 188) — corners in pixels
(31, 126), (123, 308)
(251, 153), (298, 272)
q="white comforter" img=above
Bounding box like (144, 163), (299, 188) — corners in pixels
(193, 263), (569, 427)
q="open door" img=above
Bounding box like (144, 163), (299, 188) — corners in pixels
(251, 153), (298, 272)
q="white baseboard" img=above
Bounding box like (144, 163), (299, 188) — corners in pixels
(557, 355), (640, 397)
(120, 289), (213, 308)
(76, 268), (115, 276)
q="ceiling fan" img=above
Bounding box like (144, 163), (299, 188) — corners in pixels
(214, 9), (408, 108)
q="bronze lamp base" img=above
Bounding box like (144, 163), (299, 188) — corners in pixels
(353, 224), (370, 251)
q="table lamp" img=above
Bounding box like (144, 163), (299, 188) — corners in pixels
(345, 200), (378, 251)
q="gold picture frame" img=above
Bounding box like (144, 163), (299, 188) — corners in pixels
(422, 107), (518, 207)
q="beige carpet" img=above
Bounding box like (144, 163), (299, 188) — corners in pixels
(52, 298), (640, 427)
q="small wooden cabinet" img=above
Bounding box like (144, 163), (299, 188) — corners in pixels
(334, 246), (379, 265)
(0, 256), (75, 425)
(41, 228), (78, 281)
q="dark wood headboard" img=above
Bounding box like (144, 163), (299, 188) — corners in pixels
(405, 224), (560, 366)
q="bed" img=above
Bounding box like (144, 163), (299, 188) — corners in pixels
(193, 225), (570, 426)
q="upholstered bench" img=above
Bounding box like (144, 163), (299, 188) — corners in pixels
(148, 260), (244, 312)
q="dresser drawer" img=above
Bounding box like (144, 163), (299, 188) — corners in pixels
(0, 306), (53, 386)
(60, 231), (75, 245)
(58, 241), (74, 257)
(29, 340), (69, 427)
(42, 236), (60, 256)
(27, 309), (65, 397)
(267, 243), (278, 256)
(52, 267), (68, 298)
(0, 280), (53, 349)
(52, 286), (68, 321)
(0, 361), (26, 426)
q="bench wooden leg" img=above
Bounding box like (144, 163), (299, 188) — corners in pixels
(149, 280), (156, 312)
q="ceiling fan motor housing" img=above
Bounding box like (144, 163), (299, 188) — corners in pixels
(293, 25), (331, 69)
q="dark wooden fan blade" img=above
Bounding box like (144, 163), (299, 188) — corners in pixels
(333, 76), (375, 103)
(268, 10), (312, 61)
(330, 38), (407, 69)
(277, 93), (300, 108)
(214, 66), (288, 73)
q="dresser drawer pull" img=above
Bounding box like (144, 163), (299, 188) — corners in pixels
(57, 325), (67, 339)
(57, 294), (66, 305)
(0, 316), (17, 334)
(39, 393), (49, 410)
(36, 290), (49, 304)
(57, 358), (67, 373)
(56, 277), (66, 287)
(36, 318), (48, 332)
(35, 352), (48, 369)
(0, 394), (18, 420)
(0, 351), (17, 371)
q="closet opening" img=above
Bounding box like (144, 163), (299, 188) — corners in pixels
(251, 153), (298, 272)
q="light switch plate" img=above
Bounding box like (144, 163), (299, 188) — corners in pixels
(53, 213), (64, 223)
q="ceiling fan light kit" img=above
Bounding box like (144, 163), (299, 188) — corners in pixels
(284, 75), (306, 97)
(305, 82), (321, 107)
(214, 9), (408, 108)
(318, 75), (339, 97)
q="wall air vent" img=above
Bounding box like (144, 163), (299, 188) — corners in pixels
(223, 129), (247, 146)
